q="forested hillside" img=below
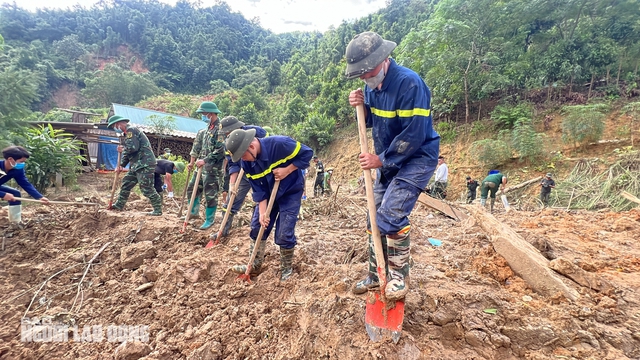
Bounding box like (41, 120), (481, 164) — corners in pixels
(1, 0), (639, 151)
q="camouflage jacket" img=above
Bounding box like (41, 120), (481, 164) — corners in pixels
(121, 124), (157, 171)
(190, 124), (225, 170)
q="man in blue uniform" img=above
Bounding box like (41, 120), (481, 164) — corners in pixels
(0, 146), (50, 223)
(216, 116), (267, 240)
(345, 31), (440, 300)
(225, 128), (313, 281)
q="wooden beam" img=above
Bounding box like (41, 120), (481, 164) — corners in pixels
(503, 176), (542, 194)
(466, 205), (579, 301)
(417, 193), (469, 221)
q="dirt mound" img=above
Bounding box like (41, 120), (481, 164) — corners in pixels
(1, 185), (639, 359)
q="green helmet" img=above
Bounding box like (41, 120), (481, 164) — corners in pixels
(174, 161), (186, 173)
(225, 128), (256, 162)
(220, 116), (245, 134)
(344, 31), (396, 80)
(262, 126), (273, 135)
(196, 101), (222, 114)
(107, 115), (130, 128)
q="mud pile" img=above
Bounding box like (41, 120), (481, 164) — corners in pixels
(1, 191), (639, 359)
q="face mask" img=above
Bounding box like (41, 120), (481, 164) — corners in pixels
(114, 128), (123, 134)
(173, 169), (178, 174)
(13, 162), (25, 170)
(364, 66), (385, 89)
(201, 115), (210, 123)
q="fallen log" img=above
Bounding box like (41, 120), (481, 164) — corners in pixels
(417, 193), (469, 221)
(548, 258), (615, 294)
(503, 176), (543, 194)
(466, 205), (579, 301)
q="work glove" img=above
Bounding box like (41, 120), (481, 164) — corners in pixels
(162, 184), (168, 190)
(168, 192), (174, 198)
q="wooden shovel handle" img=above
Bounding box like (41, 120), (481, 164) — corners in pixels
(177, 167), (193, 217)
(356, 104), (388, 292)
(215, 168), (245, 237)
(182, 166), (203, 233)
(244, 180), (280, 276)
(108, 143), (123, 207)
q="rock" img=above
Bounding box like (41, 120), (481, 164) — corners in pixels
(121, 241), (157, 270)
(465, 329), (488, 348)
(114, 340), (151, 360)
(490, 332), (511, 348)
(143, 267), (159, 282)
(177, 260), (212, 283)
(431, 307), (458, 326)
(188, 341), (223, 360)
(135, 283), (154, 292)
(549, 258), (615, 294)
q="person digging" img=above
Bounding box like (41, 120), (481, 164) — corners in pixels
(107, 115), (163, 216)
(226, 128), (313, 281)
(184, 101), (226, 229)
(479, 172), (507, 213)
(217, 116), (267, 239)
(154, 159), (185, 198)
(0, 146), (50, 224)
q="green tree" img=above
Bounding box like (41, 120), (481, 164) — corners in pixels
(470, 139), (511, 168)
(561, 104), (608, 148)
(82, 64), (162, 107)
(511, 118), (545, 163)
(292, 112), (335, 150)
(265, 59), (281, 93)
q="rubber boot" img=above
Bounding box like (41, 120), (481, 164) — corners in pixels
(352, 233), (385, 294)
(280, 247), (295, 281)
(385, 232), (411, 301)
(8, 205), (22, 223)
(490, 198), (495, 213)
(199, 206), (217, 230)
(181, 196), (201, 220)
(231, 238), (266, 275)
(480, 198), (486, 208)
(146, 199), (163, 216)
(221, 212), (235, 237)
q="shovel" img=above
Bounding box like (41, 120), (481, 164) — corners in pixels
(356, 104), (404, 343)
(181, 166), (203, 234)
(206, 168), (245, 248)
(237, 180), (280, 283)
(501, 192), (511, 212)
(17, 197), (99, 206)
(107, 141), (123, 209)
(177, 167), (194, 217)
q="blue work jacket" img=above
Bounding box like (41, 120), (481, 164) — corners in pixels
(0, 161), (44, 199)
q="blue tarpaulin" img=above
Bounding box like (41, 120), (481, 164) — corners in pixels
(96, 136), (129, 170)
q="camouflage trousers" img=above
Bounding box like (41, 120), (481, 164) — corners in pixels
(114, 167), (162, 211)
(366, 229), (411, 281)
(187, 167), (221, 208)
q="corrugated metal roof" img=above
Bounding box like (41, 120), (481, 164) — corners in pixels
(111, 103), (206, 136)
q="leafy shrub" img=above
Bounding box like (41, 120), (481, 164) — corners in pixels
(511, 118), (545, 162)
(469, 139), (512, 168)
(561, 104), (608, 148)
(21, 124), (84, 193)
(470, 120), (492, 137)
(291, 112), (335, 151)
(435, 121), (457, 143)
(490, 103), (532, 129)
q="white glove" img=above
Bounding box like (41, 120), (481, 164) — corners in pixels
(168, 192), (174, 198)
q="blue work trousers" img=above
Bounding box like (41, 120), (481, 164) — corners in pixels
(0, 185), (22, 205)
(373, 162), (436, 235)
(249, 189), (302, 249)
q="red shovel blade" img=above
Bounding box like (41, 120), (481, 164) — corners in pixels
(365, 291), (404, 343)
(205, 232), (220, 249)
(236, 273), (252, 283)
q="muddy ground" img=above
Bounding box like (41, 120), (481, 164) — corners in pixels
(1, 172), (639, 360)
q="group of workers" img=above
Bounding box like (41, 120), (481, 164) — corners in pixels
(465, 172), (556, 210)
(2, 31), (560, 302)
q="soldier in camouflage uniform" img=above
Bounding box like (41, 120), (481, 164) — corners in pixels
(108, 115), (163, 216)
(185, 101), (226, 230)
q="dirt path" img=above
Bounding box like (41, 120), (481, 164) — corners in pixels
(1, 176), (639, 359)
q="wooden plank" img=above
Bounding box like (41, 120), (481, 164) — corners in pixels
(417, 193), (469, 221)
(466, 205), (579, 301)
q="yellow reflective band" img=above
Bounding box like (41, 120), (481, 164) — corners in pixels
(245, 141), (301, 180)
(370, 107), (431, 118)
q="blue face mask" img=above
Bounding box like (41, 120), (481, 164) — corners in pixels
(114, 128), (124, 134)
(201, 115), (210, 123)
(13, 162), (25, 170)
(173, 169), (178, 174)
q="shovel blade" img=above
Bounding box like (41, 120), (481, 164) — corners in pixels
(364, 291), (404, 343)
(236, 273), (252, 283)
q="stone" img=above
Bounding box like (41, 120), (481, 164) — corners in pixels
(114, 340), (151, 360)
(120, 241), (157, 270)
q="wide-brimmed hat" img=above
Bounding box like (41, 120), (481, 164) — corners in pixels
(107, 115), (130, 128)
(225, 128), (256, 162)
(220, 116), (245, 133)
(196, 101), (222, 114)
(174, 162), (186, 173)
(344, 31), (396, 80)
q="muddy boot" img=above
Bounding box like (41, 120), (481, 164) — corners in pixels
(181, 196), (201, 220)
(385, 231), (411, 301)
(480, 198), (486, 210)
(231, 238), (266, 275)
(352, 232), (386, 294)
(222, 212), (235, 237)
(8, 205), (22, 223)
(279, 247), (295, 281)
(490, 198), (495, 213)
(199, 206), (216, 230)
